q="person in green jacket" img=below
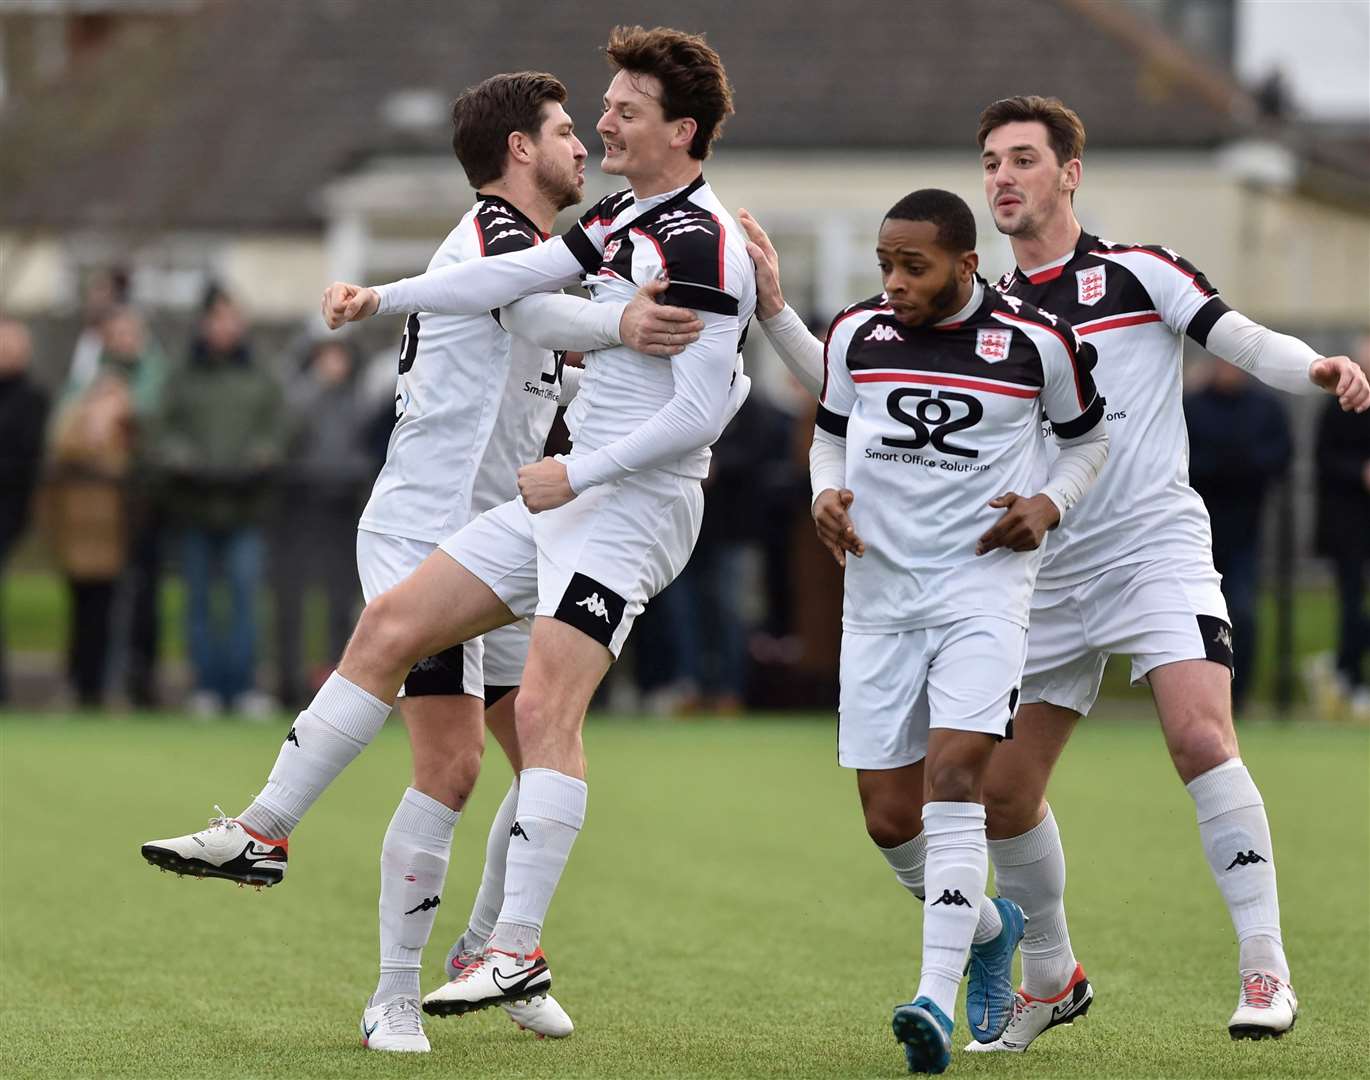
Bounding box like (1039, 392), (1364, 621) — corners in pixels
(152, 288), (285, 716)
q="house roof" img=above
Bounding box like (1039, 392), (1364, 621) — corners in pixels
(0, 0), (1261, 230)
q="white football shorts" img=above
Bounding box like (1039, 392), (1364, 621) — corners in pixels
(355, 528), (484, 700)
(439, 467), (704, 658)
(1021, 556), (1233, 717)
(837, 615), (1027, 771)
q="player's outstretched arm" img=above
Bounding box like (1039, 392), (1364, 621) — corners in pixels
(1205, 310), (1369, 412)
(739, 208), (825, 399)
(321, 237), (589, 330)
(501, 277), (704, 357)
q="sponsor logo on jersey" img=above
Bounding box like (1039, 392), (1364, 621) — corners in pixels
(603, 238), (622, 262)
(576, 593), (612, 621)
(1076, 265), (1107, 306)
(864, 324), (904, 343)
(975, 328), (1012, 362)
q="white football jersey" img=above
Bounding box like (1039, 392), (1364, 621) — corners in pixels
(820, 282), (1103, 633)
(559, 177), (756, 481)
(998, 232), (1231, 587)
(359, 196), (561, 543)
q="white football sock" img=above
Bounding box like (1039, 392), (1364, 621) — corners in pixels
(489, 768), (586, 957)
(374, 787), (460, 1002)
(879, 833), (1001, 944)
(464, 779), (520, 948)
(988, 804), (1078, 998)
(916, 801), (989, 1018)
(1186, 758), (1289, 982)
(238, 673), (390, 839)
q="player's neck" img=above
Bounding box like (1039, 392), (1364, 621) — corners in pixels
(479, 178), (558, 235)
(1009, 209), (1082, 274)
(627, 159), (702, 200)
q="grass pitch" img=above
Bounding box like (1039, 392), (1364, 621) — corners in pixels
(2, 708), (1367, 1079)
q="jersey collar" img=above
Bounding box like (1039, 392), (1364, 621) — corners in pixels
(1015, 230), (1099, 285)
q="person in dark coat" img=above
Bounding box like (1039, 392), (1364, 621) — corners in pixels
(0, 319), (51, 704)
(1185, 359), (1292, 712)
(1314, 337), (1370, 716)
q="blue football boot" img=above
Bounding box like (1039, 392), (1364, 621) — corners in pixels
(965, 896), (1026, 1043)
(892, 996), (954, 1074)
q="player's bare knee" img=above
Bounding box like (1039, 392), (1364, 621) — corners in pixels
(354, 593), (426, 674)
(864, 806), (920, 849)
(1165, 705), (1238, 783)
(982, 779), (1040, 838)
(925, 762), (982, 805)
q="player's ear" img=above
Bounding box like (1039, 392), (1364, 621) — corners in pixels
(1061, 158), (1081, 196)
(960, 250), (980, 282)
(507, 129), (534, 167)
(670, 116), (697, 153)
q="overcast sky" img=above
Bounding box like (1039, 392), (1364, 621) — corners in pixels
(1237, 0), (1370, 119)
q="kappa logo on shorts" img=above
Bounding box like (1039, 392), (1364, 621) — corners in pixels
(576, 592), (612, 622)
(1196, 614), (1235, 672)
(554, 572), (627, 648)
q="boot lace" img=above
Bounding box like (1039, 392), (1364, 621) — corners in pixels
(1239, 972), (1279, 1009)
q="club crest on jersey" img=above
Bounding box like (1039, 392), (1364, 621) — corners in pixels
(602, 238), (623, 262)
(864, 324), (904, 343)
(1076, 265), (1106, 306)
(975, 328), (1012, 362)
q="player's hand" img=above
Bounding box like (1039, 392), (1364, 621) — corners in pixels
(977, 492), (1060, 555)
(321, 282), (380, 329)
(620, 277), (704, 357)
(738, 208), (785, 320)
(813, 488), (865, 567)
(518, 456), (575, 513)
(1309, 355), (1370, 413)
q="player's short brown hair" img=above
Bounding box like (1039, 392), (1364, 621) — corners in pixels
(452, 71), (568, 188)
(604, 26), (734, 160)
(976, 95), (1087, 166)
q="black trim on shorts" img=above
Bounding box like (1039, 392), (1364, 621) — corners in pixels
(1196, 614), (1235, 672)
(403, 644), (467, 697)
(553, 572), (627, 649)
(484, 684), (516, 708)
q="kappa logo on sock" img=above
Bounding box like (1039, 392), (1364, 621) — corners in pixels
(930, 888), (973, 908)
(404, 896), (441, 915)
(1225, 849), (1268, 870)
(510, 821), (530, 841)
(285, 726), (300, 747)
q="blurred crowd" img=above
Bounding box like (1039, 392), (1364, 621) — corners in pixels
(1, 269), (1368, 719)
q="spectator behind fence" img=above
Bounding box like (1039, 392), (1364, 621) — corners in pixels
(67, 267), (131, 394)
(271, 340), (372, 709)
(151, 290), (285, 717)
(1314, 335), (1370, 721)
(0, 319), (51, 705)
(1185, 359), (1292, 712)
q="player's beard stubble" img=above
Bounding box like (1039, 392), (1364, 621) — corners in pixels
(536, 155), (583, 212)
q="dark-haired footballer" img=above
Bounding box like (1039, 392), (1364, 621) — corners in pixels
(796, 188), (1108, 1073)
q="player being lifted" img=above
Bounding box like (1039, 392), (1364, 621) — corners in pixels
(969, 96), (1367, 1050)
(807, 189), (1108, 1073)
(141, 70), (711, 1051)
(145, 24), (755, 1033)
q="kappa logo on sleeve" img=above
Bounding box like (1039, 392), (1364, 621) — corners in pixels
(554, 573), (627, 647)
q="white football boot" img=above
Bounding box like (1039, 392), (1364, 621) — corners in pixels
(1228, 972), (1298, 1040)
(964, 963), (1093, 1053)
(445, 943), (573, 1037)
(140, 806), (287, 887)
(423, 947), (551, 1017)
(360, 996), (429, 1053)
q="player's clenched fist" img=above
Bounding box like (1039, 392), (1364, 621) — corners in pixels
(1309, 355), (1370, 413)
(518, 456), (576, 513)
(321, 282), (381, 329)
(813, 487), (865, 568)
(976, 491), (1060, 556)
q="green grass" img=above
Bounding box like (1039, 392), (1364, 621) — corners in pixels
(2, 710), (1367, 1078)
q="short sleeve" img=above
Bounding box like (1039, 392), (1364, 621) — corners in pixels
(655, 214), (740, 318)
(1097, 243), (1227, 341)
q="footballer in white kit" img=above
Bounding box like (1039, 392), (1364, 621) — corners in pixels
(969, 95), (1367, 1052)
(807, 189), (1108, 1074)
